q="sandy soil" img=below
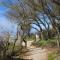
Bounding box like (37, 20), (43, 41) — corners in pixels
(22, 41), (48, 60)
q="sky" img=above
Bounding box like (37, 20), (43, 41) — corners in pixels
(0, 5), (17, 35)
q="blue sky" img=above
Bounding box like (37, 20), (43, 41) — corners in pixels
(0, 5), (17, 35)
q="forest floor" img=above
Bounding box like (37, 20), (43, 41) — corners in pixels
(27, 41), (48, 60)
(21, 41), (58, 60)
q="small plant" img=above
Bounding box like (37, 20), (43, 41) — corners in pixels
(32, 38), (57, 47)
(48, 53), (56, 60)
(48, 49), (59, 60)
(38, 40), (48, 46)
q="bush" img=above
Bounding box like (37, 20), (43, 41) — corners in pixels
(38, 40), (48, 46)
(48, 52), (57, 60)
(32, 39), (57, 47)
(32, 40), (48, 47)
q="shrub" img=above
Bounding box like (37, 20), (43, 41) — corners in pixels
(32, 39), (57, 47)
(48, 52), (57, 60)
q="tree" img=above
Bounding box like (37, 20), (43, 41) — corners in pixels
(1, 0), (60, 47)
(1, 0), (47, 47)
(1, 0), (32, 49)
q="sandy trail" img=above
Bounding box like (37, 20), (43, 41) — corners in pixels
(22, 41), (48, 60)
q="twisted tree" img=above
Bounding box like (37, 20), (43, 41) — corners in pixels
(1, 0), (60, 48)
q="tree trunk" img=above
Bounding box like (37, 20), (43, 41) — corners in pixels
(57, 28), (60, 48)
(55, 26), (60, 48)
(40, 32), (44, 40)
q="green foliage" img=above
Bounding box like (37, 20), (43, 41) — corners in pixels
(38, 40), (48, 46)
(32, 39), (57, 47)
(48, 48), (60, 60)
(48, 52), (57, 60)
(32, 40), (48, 47)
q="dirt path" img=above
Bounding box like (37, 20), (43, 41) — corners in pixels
(22, 41), (48, 60)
